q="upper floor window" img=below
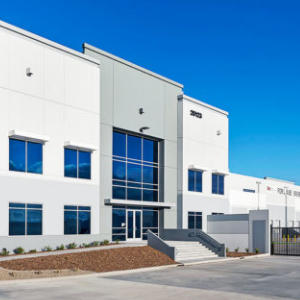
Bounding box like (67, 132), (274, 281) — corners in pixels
(112, 131), (159, 202)
(9, 203), (43, 236)
(64, 148), (91, 179)
(243, 189), (255, 193)
(9, 138), (43, 174)
(212, 174), (224, 195)
(188, 170), (203, 192)
(188, 211), (202, 229)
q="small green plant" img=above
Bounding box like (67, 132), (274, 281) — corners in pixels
(91, 241), (100, 247)
(29, 249), (37, 253)
(0, 248), (10, 256)
(34, 270), (42, 275)
(226, 247), (229, 254)
(9, 272), (14, 277)
(84, 243), (91, 248)
(66, 242), (77, 249)
(13, 247), (24, 254)
(102, 240), (109, 245)
(42, 246), (52, 252)
(56, 244), (65, 251)
(235, 247), (239, 253)
(245, 248), (249, 253)
(115, 239), (120, 244)
(255, 248), (260, 254)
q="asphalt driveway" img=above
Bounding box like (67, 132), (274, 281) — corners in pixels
(0, 256), (299, 300)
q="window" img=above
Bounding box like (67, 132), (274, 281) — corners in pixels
(212, 174), (225, 195)
(9, 139), (43, 174)
(112, 207), (126, 241)
(188, 212), (202, 230)
(112, 131), (159, 202)
(9, 203), (42, 236)
(243, 189), (255, 193)
(64, 149), (91, 179)
(212, 212), (224, 215)
(188, 170), (203, 192)
(142, 208), (159, 240)
(64, 206), (91, 235)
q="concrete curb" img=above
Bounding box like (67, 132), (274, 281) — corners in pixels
(0, 264), (181, 286)
(182, 253), (271, 266)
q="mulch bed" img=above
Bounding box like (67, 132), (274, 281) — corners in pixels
(0, 246), (176, 273)
(227, 252), (257, 257)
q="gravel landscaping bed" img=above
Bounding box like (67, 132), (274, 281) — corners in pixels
(226, 252), (257, 258)
(0, 268), (91, 281)
(0, 246), (176, 277)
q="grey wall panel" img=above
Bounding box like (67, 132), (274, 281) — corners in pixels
(207, 221), (249, 234)
(210, 234), (249, 252)
(253, 220), (266, 253)
(113, 62), (165, 139)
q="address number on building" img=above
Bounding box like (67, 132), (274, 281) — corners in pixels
(190, 110), (202, 118)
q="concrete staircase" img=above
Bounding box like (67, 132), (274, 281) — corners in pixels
(166, 241), (218, 263)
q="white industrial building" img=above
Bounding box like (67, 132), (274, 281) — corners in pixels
(0, 20), (298, 252)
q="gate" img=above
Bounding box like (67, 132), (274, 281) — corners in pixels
(271, 226), (300, 256)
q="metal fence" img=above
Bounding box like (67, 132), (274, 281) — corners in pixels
(271, 226), (300, 256)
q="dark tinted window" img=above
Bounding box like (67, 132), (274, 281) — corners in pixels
(64, 206), (91, 235)
(212, 174), (225, 195)
(127, 135), (142, 160)
(64, 149), (77, 178)
(27, 142), (43, 174)
(64, 210), (77, 234)
(9, 203), (43, 236)
(188, 170), (202, 193)
(9, 139), (26, 172)
(79, 151), (91, 179)
(113, 131), (126, 157)
(27, 209), (42, 235)
(9, 207), (25, 235)
(143, 139), (158, 163)
(65, 149), (92, 180)
(188, 212), (202, 229)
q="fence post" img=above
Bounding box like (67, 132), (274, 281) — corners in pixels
(270, 224), (273, 255)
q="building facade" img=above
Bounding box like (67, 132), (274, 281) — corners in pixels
(83, 44), (183, 241)
(0, 20), (299, 251)
(0, 21), (101, 251)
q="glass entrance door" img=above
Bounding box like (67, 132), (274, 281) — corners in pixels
(127, 210), (142, 241)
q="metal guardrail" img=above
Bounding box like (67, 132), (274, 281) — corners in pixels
(161, 229), (226, 257)
(147, 230), (176, 260)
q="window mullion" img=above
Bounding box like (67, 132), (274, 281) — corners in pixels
(25, 141), (27, 173)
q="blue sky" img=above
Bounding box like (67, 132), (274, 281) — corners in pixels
(1, 0), (299, 183)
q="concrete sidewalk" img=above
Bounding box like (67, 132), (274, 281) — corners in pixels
(0, 242), (147, 262)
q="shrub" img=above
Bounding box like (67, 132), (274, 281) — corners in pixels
(91, 241), (100, 247)
(84, 243), (91, 248)
(42, 246), (52, 252)
(234, 247), (239, 253)
(115, 239), (120, 244)
(226, 247), (229, 254)
(245, 248), (249, 253)
(13, 247), (24, 254)
(255, 248), (260, 254)
(0, 248), (10, 256)
(56, 244), (65, 251)
(66, 242), (77, 249)
(102, 240), (109, 245)
(29, 249), (37, 253)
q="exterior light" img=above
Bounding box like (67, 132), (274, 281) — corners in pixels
(217, 130), (221, 136)
(139, 108), (145, 114)
(140, 126), (150, 133)
(26, 67), (33, 77)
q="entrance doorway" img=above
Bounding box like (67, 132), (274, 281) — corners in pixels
(127, 210), (142, 241)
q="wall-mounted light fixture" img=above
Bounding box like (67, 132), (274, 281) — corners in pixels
(216, 130), (221, 136)
(140, 126), (150, 133)
(26, 67), (33, 77)
(139, 108), (145, 115)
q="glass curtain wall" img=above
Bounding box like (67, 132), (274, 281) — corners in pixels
(112, 131), (159, 202)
